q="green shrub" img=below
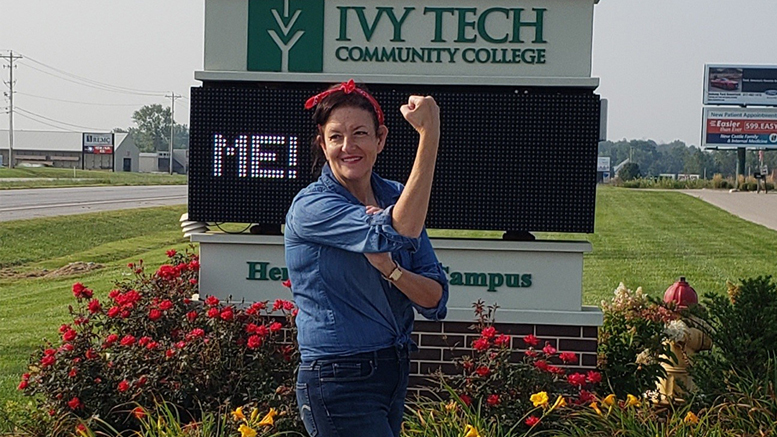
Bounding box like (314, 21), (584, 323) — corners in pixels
(689, 277), (777, 405)
(597, 283), (679, 398)
(18, 249), (302, 434)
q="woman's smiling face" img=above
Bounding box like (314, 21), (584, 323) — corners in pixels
(319, 106), (387, 188)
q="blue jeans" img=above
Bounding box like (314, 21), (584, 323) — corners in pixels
(296, 346), (410, 437)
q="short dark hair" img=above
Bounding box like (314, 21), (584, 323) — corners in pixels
(309, 84), (381, 175)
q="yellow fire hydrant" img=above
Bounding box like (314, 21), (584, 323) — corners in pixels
(656, 277), (712, 403)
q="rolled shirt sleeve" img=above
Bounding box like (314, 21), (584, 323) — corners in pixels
(405, 229), (448, 321)
(287, 189), (419, 254)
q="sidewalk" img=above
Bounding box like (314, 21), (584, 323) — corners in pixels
(681, 189), (777, 232)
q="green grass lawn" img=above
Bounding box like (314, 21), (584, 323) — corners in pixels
(0, 167), (187, 189)
(1, 187), (776, 406)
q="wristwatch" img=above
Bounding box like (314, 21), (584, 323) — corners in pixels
(383, 261), (403, 282)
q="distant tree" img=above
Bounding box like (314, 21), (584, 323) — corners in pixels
(112, 127), (128, 133)
(128, 104), (188, 153)
(618, 162), (641, 181)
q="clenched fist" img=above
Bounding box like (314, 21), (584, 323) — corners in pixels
(400, 95), (440, 137)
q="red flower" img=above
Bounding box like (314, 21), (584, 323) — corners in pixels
(472, 338), (490, 351)
(462, 360), (475, 371)
(136, 376), (147, 387)
(205, 296), (220, 307)
(578, 389), (595, 404)
(542, 342), (557, 355)
(559, 352), (578, 363)
(475, 366), (491, 377)
(121, 310), (131, 319)
(107, 306), (120, 318)
(206, 308), (219, 318)
(548, 365), (566, 375)
(61, 343), (74, 352)
(76, 424), (87, 434)
(245, 323), (258, 334)
(188, 328), (205, 339)
(72, 282), (93, 299)
(63, 329), (77, 342)
(186, 311), (198, 321)
(189, 278), (198, 285)
(88, 299), (101, 313)
(481, 326), (497, 339)
(138, 336), (151, 346)
(120, 335), (136, 346)
(104, 334), (119, 347)
(273, 299), (294, 311)
(219, 308), (234, 321)
(165, 349), (175, 358)
(494, 334), (511, 347)
(40, 355), (57, 369)
(156, 264), (179, 280)
(68, 397), (83, 410)
(586, 370), (602, 384)
(44, 348), (57, 356)
(166, 249), (177, 257)
(176, 341), (186, 349)
(159, 300), (173, 311)
(133, 406), (146, 419)
(109, 289), (120, 299)
(118, 380), (130, 392)
(17, 380), (28, 390)
(255, 324), (269, 337)
(292, 308), (299, 317)
(68, 368), (78, 378)
(459, 394), (472, 406)
(269, 322), (283, 332)
(487, 394), (500, 406)
(85, 349), (98, 360)
(525, 416), (540, 427)
(59, 324), (70, 334)
(247, 335), (264, 349)
(523, 334), (540, 347)
(533, 360), (548, 371)
(149, 309), (162, 321)
(146, 341), (158, 350)
(567, 372), (587, 386)
(282, 279), (292, 288)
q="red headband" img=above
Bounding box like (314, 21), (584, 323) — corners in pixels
(304, 79), (385, 125)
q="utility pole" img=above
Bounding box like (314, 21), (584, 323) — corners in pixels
(165, 92), (182, 174)
(1, 50), (22, 169)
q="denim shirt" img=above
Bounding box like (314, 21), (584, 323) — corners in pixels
(285, 164), (449, 361)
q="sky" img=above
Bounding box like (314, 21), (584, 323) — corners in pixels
(1, 0), (776, 147)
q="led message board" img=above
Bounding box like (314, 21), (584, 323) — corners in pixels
(188, 82), (600, 233)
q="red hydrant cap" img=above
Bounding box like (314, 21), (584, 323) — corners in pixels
(664, 276), (698, 309)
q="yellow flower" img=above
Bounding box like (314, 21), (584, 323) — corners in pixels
(231, 406), (245, 421)
(602, 394), (617, 407)
(625, 394), (641, 407)
(250, 408), (259, 422)
(530, 391), (549, 408)
(238, 424), (257, 437)
(445, 400), (457, 412)
(590, 402), (603, 416)
(463, 424), (482, 437)
(684, 411), (699, 424)
(549, 395), (567, 412)
(257, 408), (278, 427)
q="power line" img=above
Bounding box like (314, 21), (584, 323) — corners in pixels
(16, 107), (111, 131)
(13, 111), (79, 132)
(16, 91), (143, 107)
(22, 54), (167, 95)
(19, 61), (163, 97)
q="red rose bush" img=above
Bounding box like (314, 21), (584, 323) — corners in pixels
(19, 248), (300, 430)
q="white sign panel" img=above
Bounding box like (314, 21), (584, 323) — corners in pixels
(597, 156), (610, 172)
(704, 64), (777, 106)
(202, 0), (597, 85)
(702, 107), (777, 149)
(82, 133), (114, 154)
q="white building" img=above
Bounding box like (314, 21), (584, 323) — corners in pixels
(0, 130), (140, 171)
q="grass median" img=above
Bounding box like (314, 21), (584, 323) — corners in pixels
(1, 187), (777, 405)
(0, 167), (187, 189)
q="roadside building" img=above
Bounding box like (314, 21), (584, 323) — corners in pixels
(0, 130), (140, 171)
(139, 150), (188, 174)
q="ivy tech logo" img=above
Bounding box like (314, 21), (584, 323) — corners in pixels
(247, 0), (324, 72)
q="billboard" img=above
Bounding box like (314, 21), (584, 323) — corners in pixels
(597, 156), (610, 172)
(704, 64), (777, 106)
(701, 107), (777, 149)
(82, 133), (114, 154)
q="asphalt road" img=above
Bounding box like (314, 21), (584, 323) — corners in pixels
(681, 189), (777, 232)
(0, 185), (187, 222)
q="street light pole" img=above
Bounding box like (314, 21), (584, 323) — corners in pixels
(165, 92), (181, 174)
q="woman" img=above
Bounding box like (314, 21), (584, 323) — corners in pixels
(284, 80), (449, 437)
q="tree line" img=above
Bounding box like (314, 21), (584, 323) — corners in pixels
(113, 104), (189, 153)
(599, 139), (776, 178)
